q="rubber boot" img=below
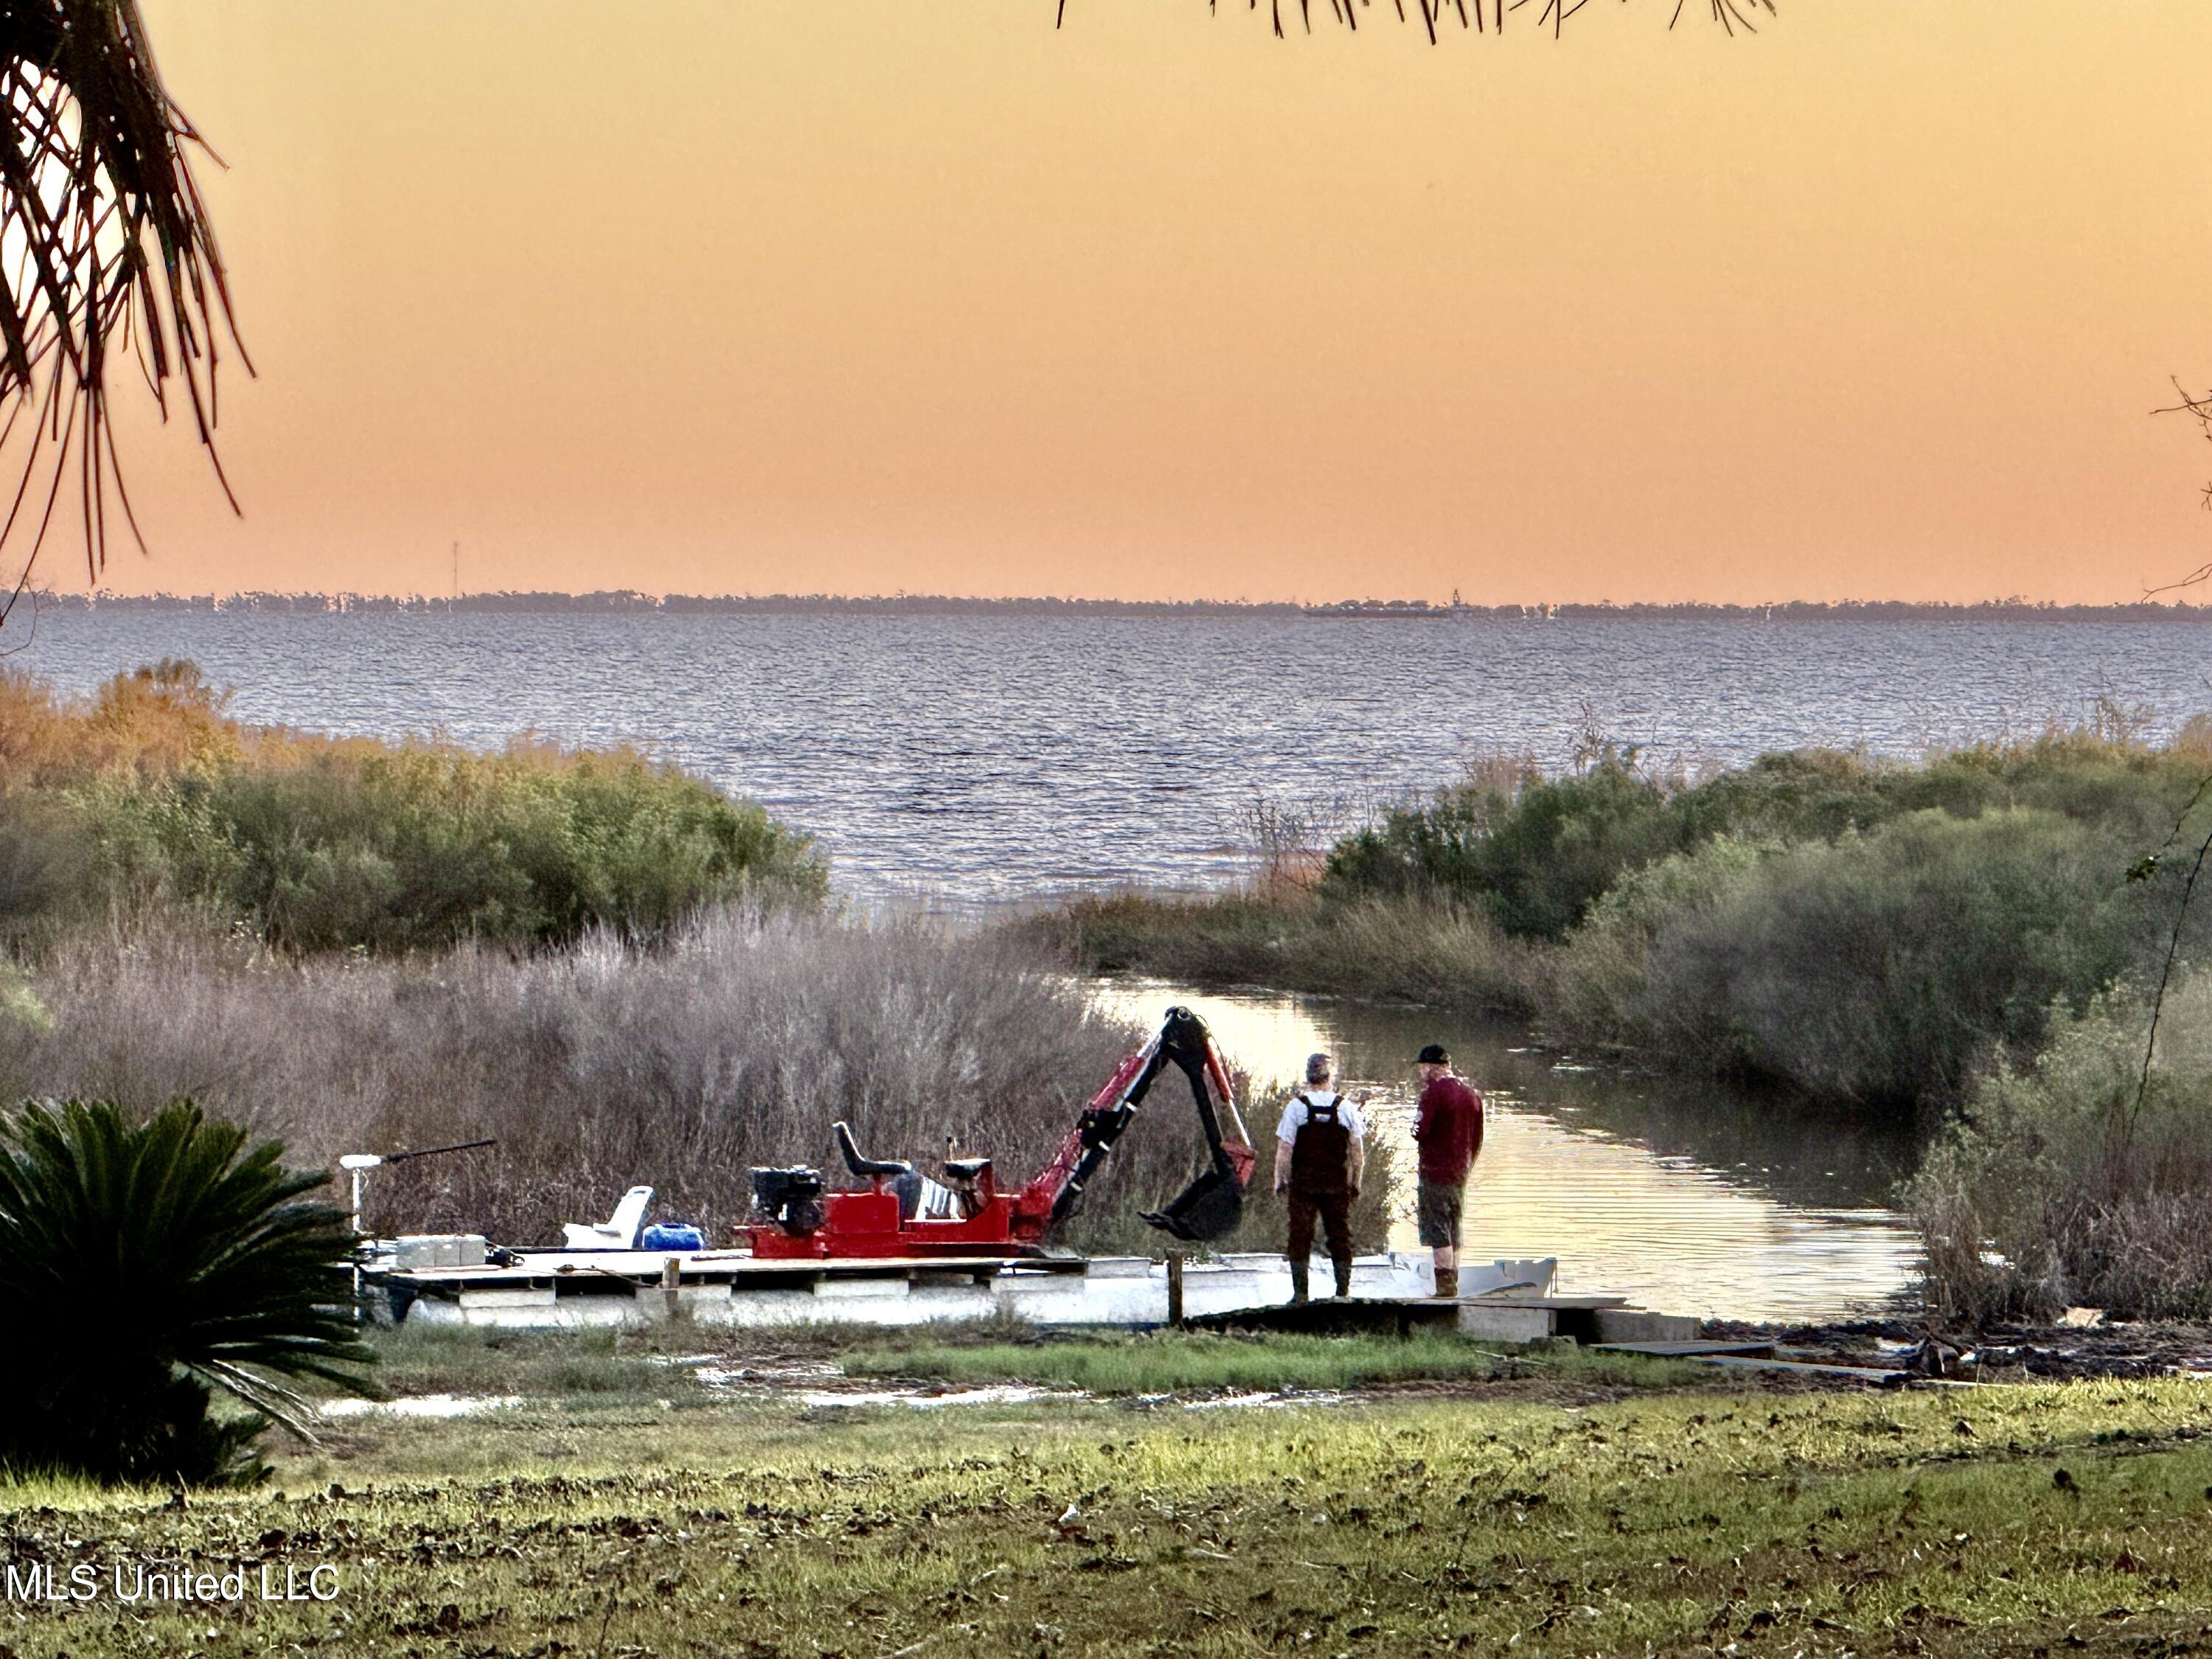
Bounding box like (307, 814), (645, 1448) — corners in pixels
(1288, 1260), (1310, 1304)
(1433, 1265), (1459, 1300)
(1332, 1258), (1353, 1299)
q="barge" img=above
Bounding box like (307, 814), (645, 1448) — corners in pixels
(378, 1248), (1559, 1330)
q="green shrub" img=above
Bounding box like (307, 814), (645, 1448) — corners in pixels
(1906, 973), (2212, 1322)
(0, 1099), (372, 1486)
(0, 663), (827, 951)
(1557, 809), (2156, 1107)
(1549, 834), (1778, 1064)
(1322, 731), (2212, 950)
(1325, 758), (1677, 939)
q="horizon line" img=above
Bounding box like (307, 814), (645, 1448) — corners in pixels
(16, 588), (2212, 620)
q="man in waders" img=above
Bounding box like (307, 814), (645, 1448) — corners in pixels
(1273, 1051), (1367, 1303)
(1412, 1043), (1484, 1298)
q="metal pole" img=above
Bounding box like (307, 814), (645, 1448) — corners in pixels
(350, 1164), (366, 1323)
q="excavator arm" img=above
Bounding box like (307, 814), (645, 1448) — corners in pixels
(1012, 1006), (1258, 1244)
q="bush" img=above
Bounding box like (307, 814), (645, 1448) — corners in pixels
(1323, 728), (2212, 946)
(1557, 809), (2154, 1107)
(0, 1099), (370, 1486)
(0, 663), (826, 950)
(1548, 834), (1778, 1066)
(1906, 973), (2212, 1322)
(1324, 757), (1677, 940)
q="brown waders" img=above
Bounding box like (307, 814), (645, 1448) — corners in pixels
(1286, 1098), (1356, 1301)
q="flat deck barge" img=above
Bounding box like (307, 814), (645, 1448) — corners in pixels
(380, 1248), (1557, 1329)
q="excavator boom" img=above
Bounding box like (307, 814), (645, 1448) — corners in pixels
(1015, 1005), (1256, 1243)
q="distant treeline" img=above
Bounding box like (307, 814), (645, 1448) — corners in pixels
(21, 590), (2212, 622)
(30, 590), (1308, 618)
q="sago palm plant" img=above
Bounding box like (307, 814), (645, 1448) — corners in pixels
(0, 1098), (371, 1486)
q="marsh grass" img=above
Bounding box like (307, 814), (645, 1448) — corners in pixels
(0, 914), (1255, 1250)
(1024, 889), (1540, 1016)
(7, 1378), (2212, 1657)
(845, 1329), (1706, 1395)
(1037, 725), (2212, 1115)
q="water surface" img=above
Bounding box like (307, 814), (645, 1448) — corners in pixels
(1095, 978), (1923, 1324)
(10, 608), (2205, 904)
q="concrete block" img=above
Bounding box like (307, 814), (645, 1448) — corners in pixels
(394, 1234), (489, 1270)
(1455, 1304), (1556, 1343)
(1592, 1309), (1700, 1344)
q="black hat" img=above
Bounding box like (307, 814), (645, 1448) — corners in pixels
(1416, 1043), (1450, 1065)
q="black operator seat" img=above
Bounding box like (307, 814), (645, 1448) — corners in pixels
(832, 1121), (912, 1178)
(943, 1156), (993, 1183)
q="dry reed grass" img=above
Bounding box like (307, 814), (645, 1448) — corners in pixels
(0, 911), (1319, 1253)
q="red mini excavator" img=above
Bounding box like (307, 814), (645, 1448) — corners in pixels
(742, 1006), (1259, 1259)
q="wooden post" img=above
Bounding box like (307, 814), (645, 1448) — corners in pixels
(1166, 1252), (1185, 1327)
(661, 1256), (681, 1321)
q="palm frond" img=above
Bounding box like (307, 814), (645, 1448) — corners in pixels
(0, 0), (242, 627)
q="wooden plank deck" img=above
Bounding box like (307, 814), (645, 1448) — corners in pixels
(387, 1251), (1091, 1292)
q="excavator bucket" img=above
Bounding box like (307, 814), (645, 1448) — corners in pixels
(1143, 1136), (1259, 1242)
(1142, 1167), (1245, 1242)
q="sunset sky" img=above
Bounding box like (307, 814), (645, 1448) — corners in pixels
(73, 1), (2212, 604)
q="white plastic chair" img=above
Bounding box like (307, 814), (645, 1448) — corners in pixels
(561, 1185), (653, 1251)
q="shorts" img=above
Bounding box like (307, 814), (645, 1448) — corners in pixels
(1416, 1178), (1465, 1250)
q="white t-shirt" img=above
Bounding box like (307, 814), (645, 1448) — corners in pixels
(1276, 1090), (1366, 1146)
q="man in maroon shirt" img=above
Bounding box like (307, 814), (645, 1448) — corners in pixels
(1411, 1043), (1484, 1298)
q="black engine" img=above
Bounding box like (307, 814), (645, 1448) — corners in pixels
(749, 1165), (826, 1235)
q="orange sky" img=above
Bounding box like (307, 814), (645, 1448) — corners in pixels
(70, 1), (2212, 604)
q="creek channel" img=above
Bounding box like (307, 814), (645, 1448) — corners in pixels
(1093, 978), (1926, 1324)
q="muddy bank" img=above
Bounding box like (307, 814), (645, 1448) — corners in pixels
(1705, 1316), (2212, 1382)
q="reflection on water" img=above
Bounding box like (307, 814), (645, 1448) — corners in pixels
(1093, 978), (1926, 1324)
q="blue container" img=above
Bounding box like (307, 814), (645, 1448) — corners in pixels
(639, 1222), (705, 1253)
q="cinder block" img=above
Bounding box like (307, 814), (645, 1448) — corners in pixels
(1455, 1304), (1556, 1343)
(1592, 1309), (1700, 1343)
(394, 1234), (489, 1270)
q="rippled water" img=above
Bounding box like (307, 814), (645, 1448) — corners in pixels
(1095, 980), (1924, 1323)
(10, 608), (2208, 903)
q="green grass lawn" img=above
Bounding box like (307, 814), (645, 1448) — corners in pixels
(4, 1335), (2211, 1656)
(845, 1329), (1708, 1395)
